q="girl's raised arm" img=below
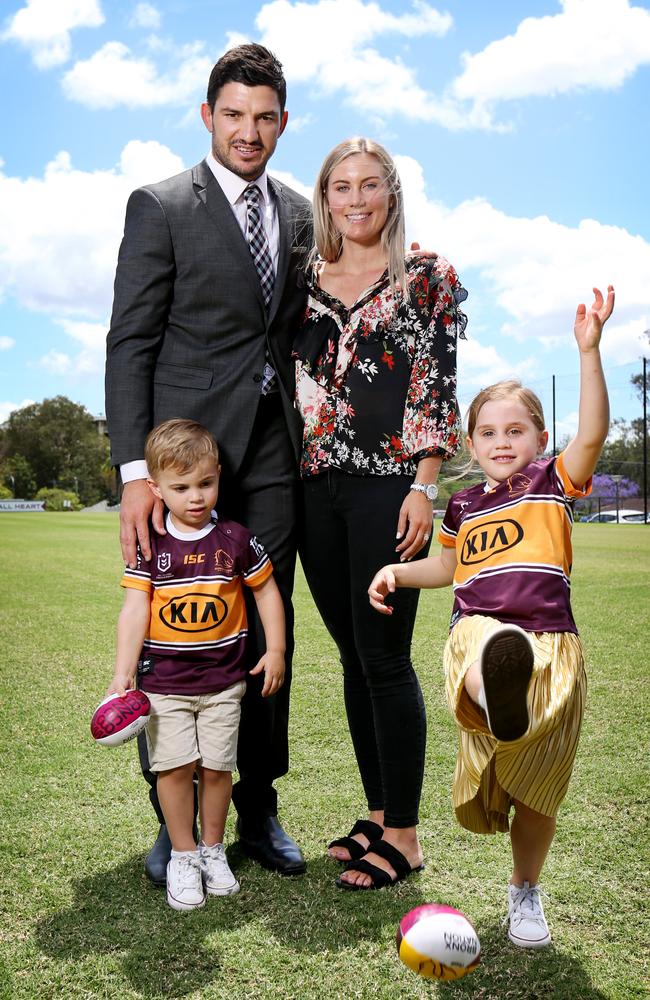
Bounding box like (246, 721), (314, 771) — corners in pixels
(562, 285), (614, 489)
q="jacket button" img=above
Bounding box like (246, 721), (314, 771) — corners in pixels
(253, 373), (262, 383)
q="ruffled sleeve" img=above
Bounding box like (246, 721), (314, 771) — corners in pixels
(401, 255), (465, 462)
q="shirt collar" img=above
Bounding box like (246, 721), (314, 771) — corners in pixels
(165, 509), (217, 540)
(206, 152), (270, 207)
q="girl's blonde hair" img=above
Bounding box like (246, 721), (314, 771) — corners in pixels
(312, 137), (407, 298)
(444, 379), (546, 481)
(466, 379), (546, 438)
(145, 419), (219, 479)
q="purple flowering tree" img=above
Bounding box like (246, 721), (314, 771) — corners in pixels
(591, 474), (639, 498)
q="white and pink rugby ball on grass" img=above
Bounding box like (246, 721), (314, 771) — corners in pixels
(396, 903), (480, 980)
(90, 691), (151, 746)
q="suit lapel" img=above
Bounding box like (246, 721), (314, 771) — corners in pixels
(192, 161), (266, 311)
(268, 177), (292, 325)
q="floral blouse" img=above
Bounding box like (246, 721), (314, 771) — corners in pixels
(293, 253), (467, 478)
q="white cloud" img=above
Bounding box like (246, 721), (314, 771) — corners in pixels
(396, 154), (650, 339)
(224, 30), (250, 49)
(55, 0), (461, 120)
(2, 0), (104, 68)
(599, 315), (650, 365)
(1, 144), (648, 410)
(38, 350), (73, 374)
(0, 398), (33, 424)
(129, 3), (160, 30)
(254, 0), (486, 128)
(36, 319), (108, 377)
(62, 40), (212, 108)
(457, 336), (538, 395)
(0, 336), (15, 350)
(258, 0), (452, 79)
(451, 0), (650, 123)
(555, 409), (579, 441)
(0, 142), (185, 319)
(286, 113), (315, 132)
(272, 169), (312, 201)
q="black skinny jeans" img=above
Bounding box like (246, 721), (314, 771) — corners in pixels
(300, 470), (429, 828)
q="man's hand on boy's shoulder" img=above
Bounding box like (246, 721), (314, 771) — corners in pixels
(249, 651), (285, 698)
(119, 479), (165, 566)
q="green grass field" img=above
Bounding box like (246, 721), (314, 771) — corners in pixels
(0, 514), (648, 1000)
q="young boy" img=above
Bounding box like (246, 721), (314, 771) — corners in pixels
(108, 419), (285, 911)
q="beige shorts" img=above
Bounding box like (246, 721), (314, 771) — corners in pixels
(145, 680), (246, 774)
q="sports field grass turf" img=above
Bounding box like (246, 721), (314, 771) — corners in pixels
(0, 513), (648, 999)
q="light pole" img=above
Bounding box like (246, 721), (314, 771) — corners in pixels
(611, 474), (622, 521)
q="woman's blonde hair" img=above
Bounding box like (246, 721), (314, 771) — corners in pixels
(466, 379), (546, 438)
(145, 419), (219, 479)
(312, 137), (407, 298)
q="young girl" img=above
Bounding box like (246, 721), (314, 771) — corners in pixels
(368, 286), (614, 945)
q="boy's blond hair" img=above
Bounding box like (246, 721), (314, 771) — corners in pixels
(466, 379), (546, 438)
(145, 419), (219, 479)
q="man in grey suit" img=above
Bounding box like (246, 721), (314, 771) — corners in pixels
(105, 44), (311, 879)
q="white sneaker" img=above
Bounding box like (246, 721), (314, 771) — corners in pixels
(166, 851), (206, 911)
(200, 843), (240, 896)
(506, 881), (551, 948)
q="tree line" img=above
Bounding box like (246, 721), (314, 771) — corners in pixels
(1, 377), (647, 510)
(0, 396), (111, 509)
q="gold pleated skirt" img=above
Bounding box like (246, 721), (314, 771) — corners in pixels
(443, 615), (586, 834)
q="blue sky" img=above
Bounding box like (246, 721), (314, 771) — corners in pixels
(1, 0), (648, 439)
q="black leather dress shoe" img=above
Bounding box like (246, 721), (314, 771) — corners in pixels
(144, 823), (172, 886)
(236, 815), (306, 875)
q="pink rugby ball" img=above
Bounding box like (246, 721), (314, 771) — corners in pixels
(91, 690), (151, 746)
(396, 903), (480, 980)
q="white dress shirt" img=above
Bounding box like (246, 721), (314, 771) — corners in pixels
(120, 153), (280, 485)
(205, 152), (280, 273)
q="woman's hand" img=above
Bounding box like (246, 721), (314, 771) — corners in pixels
(395, 491), (433, 561)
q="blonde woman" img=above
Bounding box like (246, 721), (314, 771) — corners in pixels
(294, 137), (467, 889)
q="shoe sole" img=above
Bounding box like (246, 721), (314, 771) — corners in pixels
(205, 881), (241, 896)
(166, 891), (206, 912)
(480, 626), (534, 741)
(238, 841), (306, 876)
(508, 929), (551, 948)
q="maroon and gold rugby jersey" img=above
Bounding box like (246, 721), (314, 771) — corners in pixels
(438, 452), (591, 634)
(122, 513), (273, 694)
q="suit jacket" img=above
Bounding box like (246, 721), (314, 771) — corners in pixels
(105, 159), (312, 478)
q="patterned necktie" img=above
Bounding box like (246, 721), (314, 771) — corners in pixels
(244, 185), (275, 309)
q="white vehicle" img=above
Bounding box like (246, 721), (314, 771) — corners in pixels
(581, 508), (648, 524)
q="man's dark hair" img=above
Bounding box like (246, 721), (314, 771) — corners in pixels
(206, 44), (286, 113)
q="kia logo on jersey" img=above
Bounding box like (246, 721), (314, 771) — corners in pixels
(159, 592), (228, 632)
(461, 519), (524, 565)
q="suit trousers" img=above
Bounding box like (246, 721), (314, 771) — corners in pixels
(300, 470), (429, 828)
(139, 392), (299, 823)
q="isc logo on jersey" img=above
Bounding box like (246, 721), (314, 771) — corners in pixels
(461, 519), (523, 565)
(159, 592), (228, 632)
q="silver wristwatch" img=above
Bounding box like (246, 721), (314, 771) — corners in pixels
(410, 482), (439, 501)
